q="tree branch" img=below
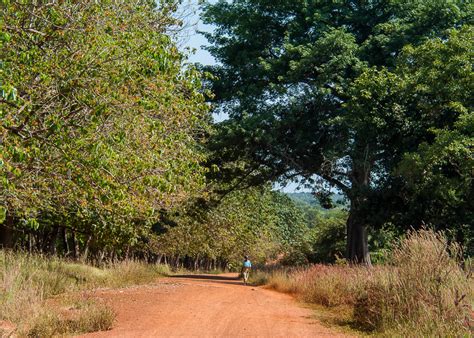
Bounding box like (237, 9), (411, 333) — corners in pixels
(320, 174), (350, 193)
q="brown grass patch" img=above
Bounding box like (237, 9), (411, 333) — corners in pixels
(0, 251), (169, 335)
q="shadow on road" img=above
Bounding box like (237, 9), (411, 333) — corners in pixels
(173, 274), (239, 281)
(171, 274), (248, 286)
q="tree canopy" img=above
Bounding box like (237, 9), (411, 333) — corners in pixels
(1, 0), (472, 266)
(202, 0), (473, 263)
(156, 187), (311, 269)
(0, 0), (210, 257)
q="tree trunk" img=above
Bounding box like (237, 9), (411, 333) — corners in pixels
(82, 235), (92, 262)
(72, 231), (81, 260)
(125, 245), (130, 260)
(28, 233), (33, 253)
(50, 226), (59, 255)
(347, 205), (371, 265)
(194, 255), (199, 271)
(62, 227), (70, 256)
(0, 214), (14, 248)
(347, 155), (372, 266)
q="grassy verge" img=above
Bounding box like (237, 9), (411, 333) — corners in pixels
(0, 251), (170, 336)
(27, 297), (115, 337)
(250, 229), (473, 336)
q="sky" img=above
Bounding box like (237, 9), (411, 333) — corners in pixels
(179, 1), (308, 194)
(180, 1), (217, 66)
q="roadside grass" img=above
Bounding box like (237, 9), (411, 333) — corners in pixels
(105, 260), (171, 288)
(251, 229), (473, 337)
(248, 269), (271, 286)
(26, 296), (115, 337)
(0, 251), (170, 336)
(306, 303), (366, 335)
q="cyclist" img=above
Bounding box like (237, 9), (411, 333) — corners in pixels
(241, 256), (252, 285)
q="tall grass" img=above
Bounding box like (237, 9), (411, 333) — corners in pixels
(356, 230), (473, 335)
(254, 229), (473, 336)
(27, 299), (115, 337)
(0, 251), (170, 335)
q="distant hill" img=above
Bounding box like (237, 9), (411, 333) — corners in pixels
(286, 192), (346, 208)
(286, 193), (319, 206)
(285, 192), (346, 228)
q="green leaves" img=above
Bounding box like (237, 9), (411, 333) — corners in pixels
(158, 187), (310, 266)
(0, 85), (16, 102)
(0, 207), (6, 224)
(202, 0), (473, 261)
(346, 26), (473, 249)
(0, 0), (210, 251)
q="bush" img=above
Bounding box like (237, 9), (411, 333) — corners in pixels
(308, 210), (347, 264)
(262, 229), (473, 336)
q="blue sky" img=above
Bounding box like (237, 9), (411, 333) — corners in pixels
(180, 0), (217, 66)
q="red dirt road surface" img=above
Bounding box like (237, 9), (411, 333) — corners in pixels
(80, 273), (349, 337)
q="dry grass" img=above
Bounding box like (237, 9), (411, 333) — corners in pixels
(0, 251), (170, 335)
(26, 298), (115, 336)
(105, 259), (171, 288)
(258, 229), (473, 336)
(355, 230), (473, 335)
(251, 265), (365, 306)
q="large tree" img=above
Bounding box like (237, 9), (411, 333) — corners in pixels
(393, 27), (474, 255)
(347, 26), (473, 256)
(201, 0), (472, 263)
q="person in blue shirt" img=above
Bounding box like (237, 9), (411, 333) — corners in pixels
(241, 256), (252, 285)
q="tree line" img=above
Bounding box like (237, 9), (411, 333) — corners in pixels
(1, 0), (472, 266)
(1, 0), (209, 260)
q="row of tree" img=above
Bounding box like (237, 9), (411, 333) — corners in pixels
(152, 187), (311, 269)
(0, 1), (317, 266)
(1, 1), (472, 265)
(0, 0), (210, 260)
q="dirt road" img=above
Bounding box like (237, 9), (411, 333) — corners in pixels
(80, 273), (347, 337)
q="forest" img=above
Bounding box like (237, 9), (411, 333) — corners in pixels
(0, 0), (472, 336)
